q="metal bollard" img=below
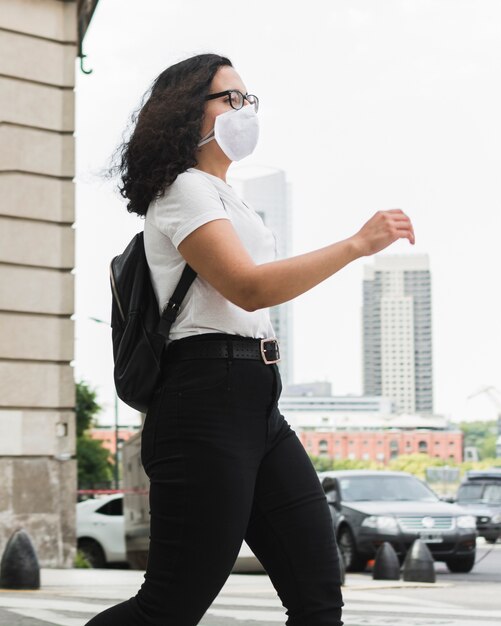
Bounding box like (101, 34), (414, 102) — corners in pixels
(402, 539), (436, 583)
(373, 541), (401, 580)
(0, 528), (40, 589)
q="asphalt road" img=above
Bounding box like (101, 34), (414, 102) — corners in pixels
(0, 541), (499, 626)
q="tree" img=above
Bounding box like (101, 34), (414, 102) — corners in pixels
(387, 453), (450, 480)
(75, 380), (114, 489)
(460, 420), (497, 460)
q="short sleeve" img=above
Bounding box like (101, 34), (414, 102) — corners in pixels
(150, 171), (229, 249)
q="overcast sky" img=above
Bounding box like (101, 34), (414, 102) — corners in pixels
(74, 0), (501, 426)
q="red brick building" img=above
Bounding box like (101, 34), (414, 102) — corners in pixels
(299, 429), (463, 464)
(91, 427), (140, 457)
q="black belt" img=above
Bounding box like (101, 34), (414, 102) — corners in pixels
(166, 337), (281, 365)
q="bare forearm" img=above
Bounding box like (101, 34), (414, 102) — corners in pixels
(178, 210), (415, 312)
(240, 236), (362, 311)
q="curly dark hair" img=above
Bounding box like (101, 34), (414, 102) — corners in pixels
(111, 53), (232, 217)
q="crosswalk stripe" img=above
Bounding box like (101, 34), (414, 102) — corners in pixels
(0, 597), (109, 613)
(2, 585), (501, 626)
(9, 608), (85, 626)
(344, 602), (501, 619)
(208, 607), (285, 622)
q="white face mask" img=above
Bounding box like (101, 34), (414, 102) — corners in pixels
(197, 105), (259, 161)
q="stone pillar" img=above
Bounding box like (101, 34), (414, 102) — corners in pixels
(0, 0), (78, 568)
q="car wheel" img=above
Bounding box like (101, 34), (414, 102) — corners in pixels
(485, 536), (499, 544)
(445, 553), (475, 573)
(78, 539), (106, 568)
(338, 527), (367, 572)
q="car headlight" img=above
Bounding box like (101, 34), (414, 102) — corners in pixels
(456, 515), (477, 529)
(361, 515), (399, 532)
(491, 513), (501, 524)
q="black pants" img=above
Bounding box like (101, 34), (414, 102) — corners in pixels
(85, 334), (343, 626)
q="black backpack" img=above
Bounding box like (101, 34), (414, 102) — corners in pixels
(109, 231), (196, 413)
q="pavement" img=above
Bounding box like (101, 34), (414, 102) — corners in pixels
(0, 541), (500, 626)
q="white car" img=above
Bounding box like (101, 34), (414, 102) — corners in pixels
(76, 494), (128, 567)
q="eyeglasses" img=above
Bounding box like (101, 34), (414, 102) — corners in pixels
(205, 89), (259, 113)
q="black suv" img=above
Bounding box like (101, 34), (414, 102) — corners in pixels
(319, 470), (477, 573)
(455, 470), (501, 544)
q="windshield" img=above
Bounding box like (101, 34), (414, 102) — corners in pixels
(339, 475), (438, 502)
(458, 483), (501, 505)
(457, 484), (485, 503)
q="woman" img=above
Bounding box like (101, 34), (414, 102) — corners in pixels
(86, 53), (415, 626)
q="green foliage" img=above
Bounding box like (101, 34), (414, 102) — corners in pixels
(460, 457), (501, 474)
(75, 380), (113, 488)
(76, 380), (102, 437)
(74, 549), (91, 568)
(77, 435), (114, 488)
(460, 420), (498, 460)
(387, 453), (450, 480)
(310, 451), (501, 487)
(309, 456), (382, 472)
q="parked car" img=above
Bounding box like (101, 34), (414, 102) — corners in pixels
(319, 470), (477, 573)
(76, 494), (128, 568)
(78, 489), (262, 572)
(455, 470), (501, 544)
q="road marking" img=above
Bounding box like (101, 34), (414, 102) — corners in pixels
(342, 590), (458, 608)
(342, 602), (501, 619)
(1, 586), (501, 626)
(0, 597), (109, 613)
(208, 607), (284, 622)
(9, 608), (84, 626)
(342, 618), (501, 626)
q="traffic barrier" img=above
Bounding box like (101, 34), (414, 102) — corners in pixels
(402, 539), (436, 583)
(0, 529), (40, 589)
(373, 541), (401, 580)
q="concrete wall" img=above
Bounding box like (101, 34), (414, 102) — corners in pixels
(0, 0), (78, 568)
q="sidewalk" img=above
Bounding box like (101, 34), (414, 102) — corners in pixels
(3, 567), (447, 601)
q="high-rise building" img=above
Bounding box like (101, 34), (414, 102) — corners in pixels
(228, 165), (293, 385)
(362, 254), (433, 414)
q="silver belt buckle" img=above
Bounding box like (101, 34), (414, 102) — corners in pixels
(260, 338), (281, 364)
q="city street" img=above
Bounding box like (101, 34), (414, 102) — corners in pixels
(0, 541), (499, 626)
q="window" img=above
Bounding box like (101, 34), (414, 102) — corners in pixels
(418, 441), (428, 453)
(96, 498), (123, 516)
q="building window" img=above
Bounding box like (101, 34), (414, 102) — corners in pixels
(418, 440), (428, 453)
(319, 439), (329, 456)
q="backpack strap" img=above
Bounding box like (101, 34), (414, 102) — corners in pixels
(156, 181), (227, 339)
(156, 264), (197, 339)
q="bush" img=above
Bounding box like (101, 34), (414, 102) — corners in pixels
(74, 549), (91, 568)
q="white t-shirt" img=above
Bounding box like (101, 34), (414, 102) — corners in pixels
(143, 167), (276, 340)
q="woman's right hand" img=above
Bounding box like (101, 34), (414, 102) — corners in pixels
(350, 209), (415, 257)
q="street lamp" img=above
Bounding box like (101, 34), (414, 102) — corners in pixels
(88, 316), (120, 489)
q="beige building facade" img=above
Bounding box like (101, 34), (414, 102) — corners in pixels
(0, 0), (95, 567)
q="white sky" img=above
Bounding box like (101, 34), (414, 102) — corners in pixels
(74, 0), (501, 426)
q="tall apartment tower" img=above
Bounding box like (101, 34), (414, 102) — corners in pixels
(363, 254), (433, 414)
(228, 165), (293, 385)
